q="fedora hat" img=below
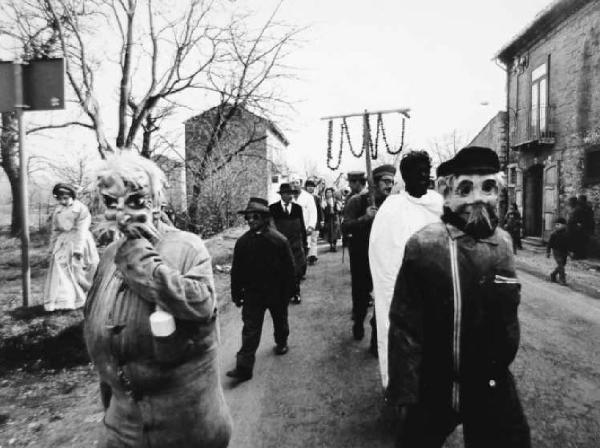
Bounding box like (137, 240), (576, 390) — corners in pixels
(278, 183), (294, 194)
(237, 197), (270, 215)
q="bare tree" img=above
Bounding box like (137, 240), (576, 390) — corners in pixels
(0, 0), (300, 234)
(427, 129), (470, 166)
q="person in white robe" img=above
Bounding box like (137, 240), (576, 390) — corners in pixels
(43, 183), (99, 311)
(369, 151), (443, 389)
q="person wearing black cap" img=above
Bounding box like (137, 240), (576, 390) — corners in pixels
(270, 183), (307, 304)
(43, 183), (99, 311)
(342, 164), (396, 345)
(226, 198), (296, 382)
(387, 146), (530, 447)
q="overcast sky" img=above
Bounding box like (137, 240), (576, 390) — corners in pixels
(238, 0), (554, 175)
(2, 0), (556, 181)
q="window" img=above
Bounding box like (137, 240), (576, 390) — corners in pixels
(531, 61), (548, 136)
(585, 145), (600, 184)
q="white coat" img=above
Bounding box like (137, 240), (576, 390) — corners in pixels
(369, 189), (444, 388)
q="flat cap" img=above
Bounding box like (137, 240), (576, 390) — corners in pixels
(443, 146), (500, 176)
(347, 171), (366, 181)
(372, 164), (396, 179)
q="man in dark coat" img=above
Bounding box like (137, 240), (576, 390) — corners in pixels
(387, 146), (530, 448)
(270, 183), (307, 304)
(342, 165), (396, 346)
(226, 198), (296, 382)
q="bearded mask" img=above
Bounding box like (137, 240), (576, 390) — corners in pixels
(95, 153), (167, 243)
(441, 173), (500, 239)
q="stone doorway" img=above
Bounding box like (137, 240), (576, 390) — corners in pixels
(523, 164), (544, 237)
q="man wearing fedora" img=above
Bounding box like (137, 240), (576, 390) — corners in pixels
(270, 183), (307, 304)
(227, 198), (296, 382)
(342, 164), (396, 349)
(387, 147), (530, 447)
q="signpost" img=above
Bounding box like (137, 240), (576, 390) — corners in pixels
(0, 58), (65, 307)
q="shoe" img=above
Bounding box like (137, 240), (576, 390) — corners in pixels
(274, 345), (289, 355)
(331, 246), (337, 252)
(226, 368), (252, 382)
(550, 274), (557, 283)
(352, 322), (364, 341)
(291, 295), (301, 304)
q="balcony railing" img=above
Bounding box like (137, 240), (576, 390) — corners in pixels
(510, 105), (555, 148)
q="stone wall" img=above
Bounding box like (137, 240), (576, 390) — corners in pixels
(504, 0), (600, 250)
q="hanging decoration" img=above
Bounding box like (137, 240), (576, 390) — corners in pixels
(322, 108), (411, 172)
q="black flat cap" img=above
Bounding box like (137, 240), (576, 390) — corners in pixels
(372, 164), (396, 179)
(444, 146), (500, 176)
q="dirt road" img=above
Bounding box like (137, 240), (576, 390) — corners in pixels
(1, 241), (600, 447)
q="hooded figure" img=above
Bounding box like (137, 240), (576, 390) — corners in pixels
(369, 151), (443, 388)
(84, 152), (232, 448)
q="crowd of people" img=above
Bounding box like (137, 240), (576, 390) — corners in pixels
(38, 146), (598, 448)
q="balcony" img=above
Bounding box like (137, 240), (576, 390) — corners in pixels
(510, 105), (555, 149)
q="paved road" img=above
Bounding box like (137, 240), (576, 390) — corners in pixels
(218, 243), (600, 448)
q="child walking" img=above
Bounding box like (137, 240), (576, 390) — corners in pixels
(547, 217), (570, 285)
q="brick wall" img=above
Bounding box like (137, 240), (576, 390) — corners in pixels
(505, 0), (600, 250)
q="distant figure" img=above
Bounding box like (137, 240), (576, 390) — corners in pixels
(567, 196), (587, 259)
(547, 217), (569, 285)
(270, 183), (307, 304)
(579, 194), (595, 247)
(504, 203), (523, 254)
(322, 187), (343, 252)
(227, 198), (296, 382)
(43, 183), (99, 312)
(305, 179), (323, 265)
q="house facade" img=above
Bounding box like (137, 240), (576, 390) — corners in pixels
(496, 0), (600, 246)
(184, 104), (289, 234)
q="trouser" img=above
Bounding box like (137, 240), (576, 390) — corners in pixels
(348, 244), (373, 329)
(551, 251), (567, 282)
(510, 231), (521, 254)
(236, 302), (289, 372)
(308, 231), (319, 258)
(396, 374), (530, 448)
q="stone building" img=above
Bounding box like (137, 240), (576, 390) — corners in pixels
(468, 111), (509, 220)
(184, 104), (289, 234)
(496, 0), (600, 247)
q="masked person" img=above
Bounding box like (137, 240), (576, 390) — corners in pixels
(84, 153), (232, 448)
(44, 183), (99, 312)
(226, 198), (296, 382)
(369, 151), (443, 386)
(387, 147), (531, 448)
(270, 183), (307, 304)
(342, 164), (396, 346)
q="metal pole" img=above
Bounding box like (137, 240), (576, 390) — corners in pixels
(15, 63), (30, 308)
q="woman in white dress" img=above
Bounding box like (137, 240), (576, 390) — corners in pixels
(43, 183), (99, 311)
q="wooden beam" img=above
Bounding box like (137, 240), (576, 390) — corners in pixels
(320, 107), (411, 120)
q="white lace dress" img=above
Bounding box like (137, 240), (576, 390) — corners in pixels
(43, 200), (99, 311)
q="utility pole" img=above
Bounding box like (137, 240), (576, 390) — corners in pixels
(15, 62), (31, 307)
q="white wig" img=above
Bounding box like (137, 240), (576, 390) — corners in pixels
(96, 151), (167, 209)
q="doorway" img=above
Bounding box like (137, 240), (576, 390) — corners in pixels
(523, 164), (543, 237)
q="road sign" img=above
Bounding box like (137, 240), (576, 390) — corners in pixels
(23, 58), (65, 111)
(0, 61), (16, 112)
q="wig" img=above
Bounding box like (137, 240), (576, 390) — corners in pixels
(96, 151), (167, 209)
